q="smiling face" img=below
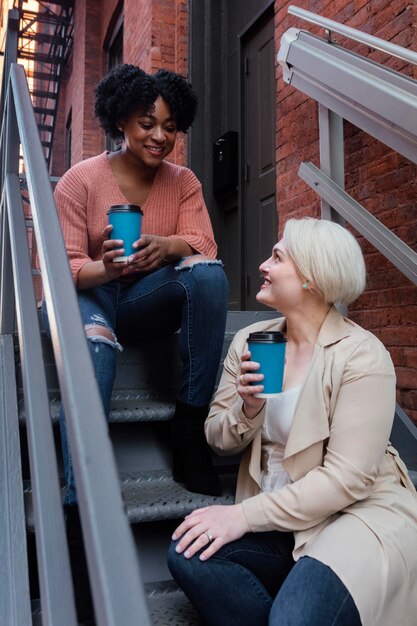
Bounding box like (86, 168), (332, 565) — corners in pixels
(256, 240), (305, 312)
(119, 96), (178, 169)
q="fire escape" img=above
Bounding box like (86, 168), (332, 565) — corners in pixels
(14, 0), (74, 170)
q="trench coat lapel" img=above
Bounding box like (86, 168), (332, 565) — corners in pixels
(283, 307), (352, 479)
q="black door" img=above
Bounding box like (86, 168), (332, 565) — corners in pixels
(241, 11), (277, 309)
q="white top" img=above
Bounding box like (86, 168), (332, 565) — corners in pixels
(260, 386), (301, 492)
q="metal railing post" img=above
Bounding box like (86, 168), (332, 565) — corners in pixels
(319, 105), (345, 224)
(6, 172), (77, 624)
(0, 9), (19, 183)
(0, 13), (32, 625)
(0, 89), (18, 335)
(0, 330), (32, 626)
(318, 105), (347, 315)
(0, 10), (19, 336)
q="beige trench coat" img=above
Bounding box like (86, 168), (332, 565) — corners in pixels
(206, 307), (417, 626)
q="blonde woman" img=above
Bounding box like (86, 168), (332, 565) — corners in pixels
(168, 217), (417, 626)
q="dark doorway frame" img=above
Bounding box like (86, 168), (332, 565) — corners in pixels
(188, 0), (275, 310)
(238, 2), (276, 310)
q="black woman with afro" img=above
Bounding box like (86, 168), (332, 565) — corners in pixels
(43, 63), (228, 518)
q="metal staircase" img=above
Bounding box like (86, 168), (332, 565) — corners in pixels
(21, 309), (275, 625)
(14, 0), (74, 169)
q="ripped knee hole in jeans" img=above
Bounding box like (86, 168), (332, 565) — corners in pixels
(84, 320), (123, 352)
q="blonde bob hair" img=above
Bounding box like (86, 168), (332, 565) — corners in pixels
(283, 218), (366, 305)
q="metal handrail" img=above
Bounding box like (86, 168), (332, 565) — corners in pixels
(0, 10), (151, 622)
(298, 161), (417, 286)
(288, 5), (417, 66)
(4, 171), (78, 625)
(0, 11), (34, 624)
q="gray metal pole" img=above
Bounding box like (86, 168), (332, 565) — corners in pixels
(0, 8), (19, 187)
(298, 161), (417, 286)
(0, 91), (17, 335)
(6, 172), (78, 625)
(0, 331), (32, 626)
(318, 104), (345, 224)
(0, 11), (19, 336)
(318, 106), (347, 316)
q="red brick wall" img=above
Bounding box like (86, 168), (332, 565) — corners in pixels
(100, 0), (121, 47)
(49, 78), (66, 175)
(124, 0), (153, 71)
(67, 0), (86, 165)
(124, 0), (188, 75)
(82, 2), (106, 159)
(51, 0), (101, 171)
(124, 0), (189, 163)
(53, 0), (189, 173)
(274, 0), (417, 423)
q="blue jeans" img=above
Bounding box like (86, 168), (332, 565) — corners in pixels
(42, 259), (229, 504)
(167, 532), (361, 626)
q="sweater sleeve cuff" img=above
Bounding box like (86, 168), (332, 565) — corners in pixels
(228, 400), (265, 435)
(71, 258), (92, 285)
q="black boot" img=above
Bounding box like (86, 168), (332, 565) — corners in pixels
(172, 400), (222, 496)
(65, 505), (96, 625)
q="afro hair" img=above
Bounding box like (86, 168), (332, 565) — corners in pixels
(94, 64), (198, 140)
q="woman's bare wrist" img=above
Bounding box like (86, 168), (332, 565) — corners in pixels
(242, 401), (265, 420)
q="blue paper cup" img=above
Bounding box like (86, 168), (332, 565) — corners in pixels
(107, 204), (143, 262)
(247, 331), (287, 397)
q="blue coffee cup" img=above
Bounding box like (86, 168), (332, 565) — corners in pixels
(247, 331), (287, 397)
(107, 204), (143, 262)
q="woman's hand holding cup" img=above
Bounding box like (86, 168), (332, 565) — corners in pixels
(237, 351), (265, 419)
(101, 224), (129, 280)
(100, 227), (170, 280)
(128, 234), (170, 272)
(239, 332), (287, 418)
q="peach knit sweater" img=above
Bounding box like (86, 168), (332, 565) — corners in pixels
(54, 151), (217, 283)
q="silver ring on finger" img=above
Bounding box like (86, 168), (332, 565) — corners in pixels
(240, 375), (246, 385)
(204, 530), (214, 544)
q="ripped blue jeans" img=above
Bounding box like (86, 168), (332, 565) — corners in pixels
(41, 258), (229, 504)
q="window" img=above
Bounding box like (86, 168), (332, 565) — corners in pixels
(108, 23), (123, 71)
(65, 109), (72, 170)
(105, 9), (123, 152)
